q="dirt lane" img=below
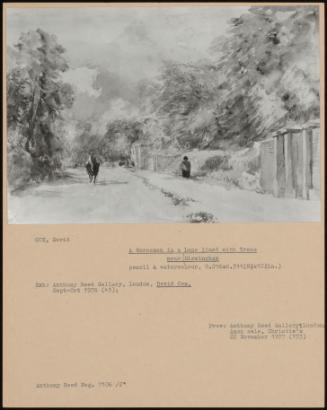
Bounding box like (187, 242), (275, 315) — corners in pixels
(8, 167), (190, 224)
(7, 166), (320, 224)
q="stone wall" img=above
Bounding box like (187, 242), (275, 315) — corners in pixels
(152, 153), (181, 173)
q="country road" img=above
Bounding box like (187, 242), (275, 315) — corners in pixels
(7, 166), (320, 224)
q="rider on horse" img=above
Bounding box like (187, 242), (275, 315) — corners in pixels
(86, 152), (100, 184)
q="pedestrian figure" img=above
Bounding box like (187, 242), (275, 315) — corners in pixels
(180, 156), (191, 178)
(85, 153), (100, 184)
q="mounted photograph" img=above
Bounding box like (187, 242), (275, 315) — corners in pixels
(5, 4), (321, 223)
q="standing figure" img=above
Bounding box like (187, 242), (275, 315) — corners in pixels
(180, 156), (191, 178)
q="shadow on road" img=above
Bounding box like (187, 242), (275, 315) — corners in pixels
(94, 180), (129, 186)
(56, 170), (130, 186)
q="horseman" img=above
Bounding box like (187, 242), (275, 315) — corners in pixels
(85, 152), (100, 184)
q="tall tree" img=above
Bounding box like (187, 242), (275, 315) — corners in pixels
(210, 6), (319, 145)
(7, 29), (74, 178)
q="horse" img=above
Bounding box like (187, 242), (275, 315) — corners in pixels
(86, 159), (100, 184)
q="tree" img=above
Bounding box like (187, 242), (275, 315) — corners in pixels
(7, 29), (74, 181)
(154, 61), (219, 149)
(209, 6), (319, 145)
(101, 119), (143, 161)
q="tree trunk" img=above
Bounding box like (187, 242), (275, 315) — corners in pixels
(25, 83), (40, 153)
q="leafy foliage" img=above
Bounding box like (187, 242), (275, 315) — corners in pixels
(139, 6), (319, 151)
(7, 29), (74, 185)
(209, 6), (319, 143)
(72, 119), (144, 164)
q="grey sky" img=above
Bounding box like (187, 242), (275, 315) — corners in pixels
(6, 5), (249, 92)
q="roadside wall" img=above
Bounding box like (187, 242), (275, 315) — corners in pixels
(259, 122), (320, 200)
